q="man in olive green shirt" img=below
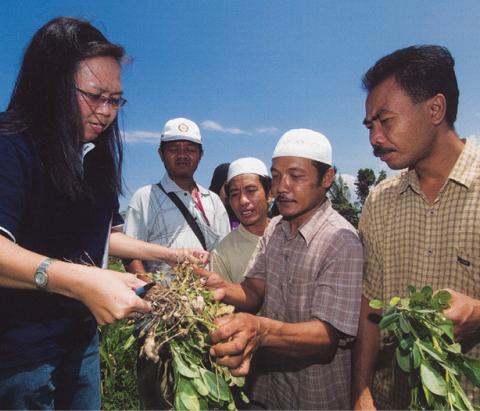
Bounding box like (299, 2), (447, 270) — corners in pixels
(211, 157), (271, 283)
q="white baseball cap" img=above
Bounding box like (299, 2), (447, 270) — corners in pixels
(272, 128), (332, 166)
(161, 118), (202, 145)
(227, 157), (269, 183)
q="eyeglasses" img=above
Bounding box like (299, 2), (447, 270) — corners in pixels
(75, 87), (127, 109)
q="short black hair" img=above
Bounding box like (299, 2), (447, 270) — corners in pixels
(225, 175), (272, 198)
(362, 45), (459, 127)
(311, 160), (331, 186)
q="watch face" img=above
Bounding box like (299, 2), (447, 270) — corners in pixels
(35, 271), (48, 288)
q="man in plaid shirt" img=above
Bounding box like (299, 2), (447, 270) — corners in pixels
(198, 128), (364, 409)
(352, 45), (480, 409)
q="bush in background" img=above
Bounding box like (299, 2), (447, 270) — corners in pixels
(100, 258), (140, 410)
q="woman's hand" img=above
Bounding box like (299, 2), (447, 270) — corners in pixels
(165, 248), (209, 267)
(73, 268), (151, 325)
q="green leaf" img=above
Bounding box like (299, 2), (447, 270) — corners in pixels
(228, 375), (245, 387)
(227, 400), (237, 411)
(240, 391), (250, 404)
(172, 352), (198, 379)
(420, 362), (447, 396)
(177, 378), (202, 411)
(379, 312), (399, 330)
(369, 299), (384, 310)
(450, 374), (475, 411)
(399, 314), (411, 334)
(389, 296), (400, 306)
(417, 340), (447, 364)
(456, 357), (480, 387)
(191, 376), (209, 396)
(410, 291), (427, 304)
(438, 321), (454, 341)
(399, 335), (414, 351)
(422, 383), (434, 406)
(122, 334), (136, 351)
(200, 368), (230, 402)
(396, 347), (413, 372)
(412, 344), (421, 369)
(420, 286), (433, 300)
(432, 290), (452, 310)
(445, 343), (461, 355)
(407, 285), (417, 295)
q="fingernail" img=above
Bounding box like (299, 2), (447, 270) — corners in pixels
(209, 347), (215, 356)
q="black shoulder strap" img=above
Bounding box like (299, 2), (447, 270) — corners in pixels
(157, 183), (207, 250)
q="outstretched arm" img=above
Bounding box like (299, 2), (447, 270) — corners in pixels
(109, 230), (209, 267)
(0, 235), (150, 325)
(209, 313), (339, 376)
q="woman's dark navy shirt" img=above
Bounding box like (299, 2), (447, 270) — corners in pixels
(0, 132), (123, 368)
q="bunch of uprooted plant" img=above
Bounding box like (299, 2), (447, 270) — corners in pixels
(122, 261), (248, 411)
(370, 286), (480, 410)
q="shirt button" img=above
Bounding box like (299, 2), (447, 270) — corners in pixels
(428, 209), (435, 216)
(426, 248), (433, 256)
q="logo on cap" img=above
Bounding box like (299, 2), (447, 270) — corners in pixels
(178, 123), (189, 133)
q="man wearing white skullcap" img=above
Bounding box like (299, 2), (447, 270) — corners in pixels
(210, 157), (271, 283)
(123, 118), (230, 409)
(124, 117), (230, 276)
(198, 129), (363, 410)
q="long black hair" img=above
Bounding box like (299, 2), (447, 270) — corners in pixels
(4, 16), (125, 200)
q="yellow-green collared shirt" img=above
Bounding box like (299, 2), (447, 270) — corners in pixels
(360, 139), (480, 409)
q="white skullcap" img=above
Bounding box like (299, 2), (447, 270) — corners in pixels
(227, 157), (269, 183)
(272, 128), (332, 166)
(161, 117), (202, 145)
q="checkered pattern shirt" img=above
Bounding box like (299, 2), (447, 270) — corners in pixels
(245, 199), (364, 410)
(360, 139), (480, 409)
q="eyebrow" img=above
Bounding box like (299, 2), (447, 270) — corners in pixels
(362, 108), (390, 126)
(86, 83), (123, 96)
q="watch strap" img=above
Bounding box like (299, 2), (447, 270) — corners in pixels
(34, 257), (58, 290)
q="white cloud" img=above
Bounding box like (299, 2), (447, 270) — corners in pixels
(201, 120), (251, 135)
(124, 130), (162, 143)
(340, 173), (357, 201)
(254, 126), (279, 134)
(125, 121), (279, 143)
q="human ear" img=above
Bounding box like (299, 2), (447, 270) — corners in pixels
(321, 167), (335, 189)
(429, 93), (447, 126)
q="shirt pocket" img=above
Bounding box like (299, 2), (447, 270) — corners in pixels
(283, 279), (316, 322)
(454, 248), (480, 298)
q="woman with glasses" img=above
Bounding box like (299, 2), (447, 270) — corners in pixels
(0, 17), (207, 409)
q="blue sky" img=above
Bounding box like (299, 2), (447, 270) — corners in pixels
(2, 1), (479, 210)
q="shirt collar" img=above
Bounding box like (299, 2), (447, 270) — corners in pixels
(82, 142), (95, 158)
(397, 139), (479, 195)
(80, 142), (95, 166)
(160, 173), (210, 196)
(279, 198), (332, 246)
(448, 139), (479, 188)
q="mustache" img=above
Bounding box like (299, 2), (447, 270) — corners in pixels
(276, 194), (294, 202)
(372, 145), (395, 157)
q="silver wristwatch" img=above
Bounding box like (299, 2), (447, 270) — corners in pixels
(34, 258), (57, 291)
